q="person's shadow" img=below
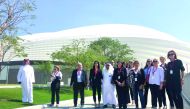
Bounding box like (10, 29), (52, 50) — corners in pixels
(8, 99), (22, 102)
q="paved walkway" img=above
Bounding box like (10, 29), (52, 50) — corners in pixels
(0, 85), (21, 88)
(183, 74), (190, 102)
(1, 85), (189, 109)
(16, 92), (190, 109)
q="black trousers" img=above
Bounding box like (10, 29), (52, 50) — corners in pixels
(73, 83), (85, 106)
(149, 84), (162, 107)
(144, 82), (149, 107)
(129, 87), (134, 101)
(116, 86), (128, 109)
(160, 85), (167, 106)
(166, 87), (174, 107)
(51, 84), (60, 104)
(92, 85), (101, 103)
(166, 86), (183, 109)
(134, 85), (145, 108)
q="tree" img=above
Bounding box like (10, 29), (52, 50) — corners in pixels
(89, 37), (134, 62)
(51, 39), (87, 67)
(52, 37), (134, 71)
(35, 61), (54, 84)
(51, 39), (95, 71)
(0, 0), (36, 74)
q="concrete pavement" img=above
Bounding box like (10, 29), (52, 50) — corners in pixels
(16, 92), (190, 109)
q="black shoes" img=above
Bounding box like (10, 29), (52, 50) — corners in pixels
(103, 105), (107, 108)
(48, 104), (54, 107)
(112, 104), (116, 109)
(74, 104), (77, 107)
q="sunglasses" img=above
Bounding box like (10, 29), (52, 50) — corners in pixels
(168, 53), (175, 56)
(153, 60), (158, 63)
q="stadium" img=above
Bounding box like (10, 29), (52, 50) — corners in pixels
(1, 24), (190, 84)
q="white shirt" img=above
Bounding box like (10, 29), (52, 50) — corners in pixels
(51, 71), (62, 81)
(149, 66), (164, 85)
(77, 70), (82, 82)
(134, 69), (139, 74)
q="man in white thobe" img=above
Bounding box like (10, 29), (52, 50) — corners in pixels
(102, 63), (118, 108)
(17, 59), (35, 103)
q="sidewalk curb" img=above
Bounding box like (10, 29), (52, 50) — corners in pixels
(182, 91), (190, 105)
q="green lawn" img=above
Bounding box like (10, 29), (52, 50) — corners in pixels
(0, 86), (92, 109)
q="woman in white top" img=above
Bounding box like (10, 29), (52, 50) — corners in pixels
(102, 63), (118, 108)
(149, 59), (164, 108)
(49, 65), (63, 107)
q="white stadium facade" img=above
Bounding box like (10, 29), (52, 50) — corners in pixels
(1, 24), (190, 83)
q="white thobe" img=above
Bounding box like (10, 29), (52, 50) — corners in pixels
(17, 65), (35, 103)
(102, 67), (118, 105)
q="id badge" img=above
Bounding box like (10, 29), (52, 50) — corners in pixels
(135, 78), (137, 82)
(118, 76), (120, 79)
(94, 76), (96, 80)
(170, 70), (173, 75)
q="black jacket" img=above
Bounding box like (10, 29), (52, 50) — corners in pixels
(89, 68), (103, 87)
(70, 69), (88, 87)
(112, 67), (127, 87)
(51, 76), (61, 90)
(129, 68), (145, 87)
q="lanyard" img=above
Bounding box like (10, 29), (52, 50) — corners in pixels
(147, 67), (151, 75)
(169, 61), (175, 70)
(152, 67), (157, 75)
(118, 68), (122, 74)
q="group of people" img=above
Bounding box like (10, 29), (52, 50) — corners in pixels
(69, 50), (185, 109)
(17, 50), (185, 109)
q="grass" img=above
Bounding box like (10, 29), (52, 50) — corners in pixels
(0, 86), (92, 109)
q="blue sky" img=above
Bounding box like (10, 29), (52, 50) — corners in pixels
(20, 0), (190, 42)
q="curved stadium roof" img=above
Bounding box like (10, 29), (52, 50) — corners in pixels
(21, 24), (180, 42)
(7, 24), (190, 72)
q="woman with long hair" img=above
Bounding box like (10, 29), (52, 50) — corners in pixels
(89, 61), (103, 107)
(143, 59), (152, 108)
(112, 61), (129, 109)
